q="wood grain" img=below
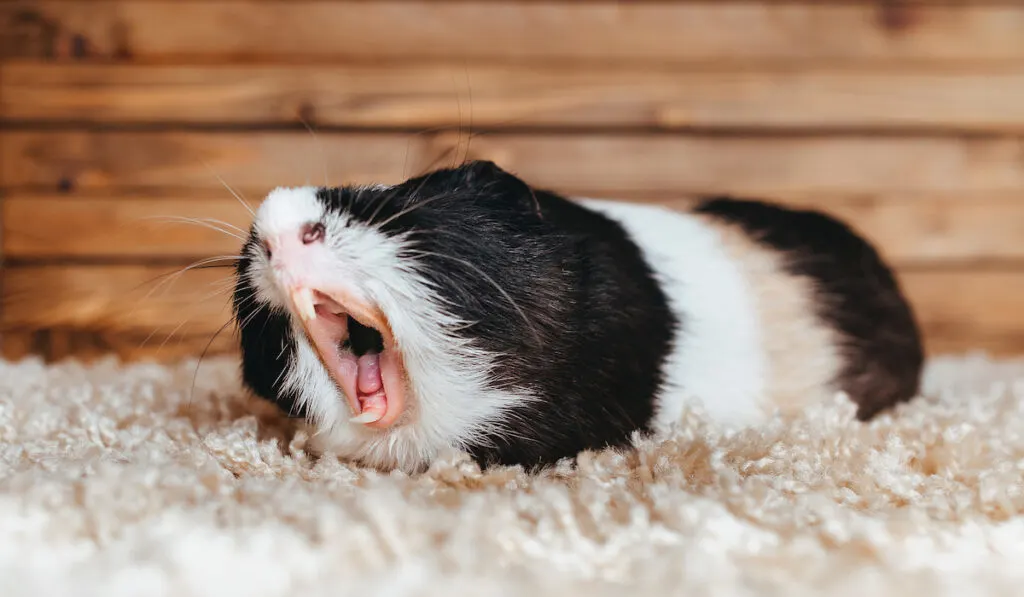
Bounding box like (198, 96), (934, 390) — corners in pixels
(2, 194), (253, 259)
(7, 62), (1024, 131)
(1, 328), (237, 363)
(450, 133), (1024, 195)
(1, 264), (238, 334)
(899, 269), (1024, 358)
(0, 131), (440, 193)
(4, 264), (1023, 357)
(9, 131), (1024, 196)
(5, 2), (1024, 63)
(3, 1), (1022, 363)
(6, 192), (1024, 267)
(1, 330), (42, 362)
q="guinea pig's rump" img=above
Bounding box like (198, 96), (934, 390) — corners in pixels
(691, 197), (924, 422)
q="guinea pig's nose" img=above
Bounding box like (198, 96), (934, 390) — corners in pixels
(300, 222), (325, 245)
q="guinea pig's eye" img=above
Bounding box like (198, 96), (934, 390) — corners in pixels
(301, 222), (326, 244)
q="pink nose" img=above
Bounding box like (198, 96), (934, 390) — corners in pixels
(263, 222), (325, 261)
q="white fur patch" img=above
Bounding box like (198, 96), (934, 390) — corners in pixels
(579, 199), (767, 430)
(254, 186), (324, 239)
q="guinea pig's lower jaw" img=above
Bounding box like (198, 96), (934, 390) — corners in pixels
(286, 285), (409, 431)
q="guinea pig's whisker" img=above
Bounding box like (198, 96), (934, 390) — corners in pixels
(138, 317), (191, 353)
(156, 320), (195, 353)
(365, 169), (441, 225)
(234, 305), (261, 331)
(196, 217), (248, 237)
(404, 249), (541, 344)
(206, 277), (239, 293)
(143, 216), (247, 242)
(125, 263), (238, 300)
(201, 160), (257, 219)
(400, 120), (473, 179)
(365, 185), (401, 225)
(231, 288), (259, 310)
(137, 286), (231, 354)
(236, 306), (265, 332)
(235, 298), (272, 332)
(462, 70), (474, 165)
(139, 256), (242, 303)
(402, 226), (483, 246)
(135, 281), (234, 352)
(197, 284), (235, 305)
(298, 115), (331, 189)
(125, 260), (238, 338)
(138, 260), (241, 297)
(448, 68), (476, 169)
(398, 166), (439, 202)
(373, 192), (450, 229)
(136, 324), (167, 351)
(452, 72), (465, 170)
(189, 318), (237, 409)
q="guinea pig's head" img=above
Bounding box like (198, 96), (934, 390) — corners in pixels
(232, 160), (561, 472)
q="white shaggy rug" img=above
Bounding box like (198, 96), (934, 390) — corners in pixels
(2, 354), (1024, 597)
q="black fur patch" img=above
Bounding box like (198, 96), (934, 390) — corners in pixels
(693, 197), (924, 420)
(232, 258), (307, 419)
(233, 161), (678, 470)
(318, 161), (678, 469)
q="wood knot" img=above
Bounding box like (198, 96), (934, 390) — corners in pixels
(297, 103), (317, 126)
(2, 9), (59, 59)
(70, 33), (88, 59)
(110, 21), (133, 60)
(876, 0), (918, 34)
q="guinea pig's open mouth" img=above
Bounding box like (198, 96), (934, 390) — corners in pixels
(287, 287), (407, 430)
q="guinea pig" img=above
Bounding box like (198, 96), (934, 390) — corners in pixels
(232, 160), (924, 474)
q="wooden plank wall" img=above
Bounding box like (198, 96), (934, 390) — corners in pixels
(2, 0), (1024, 362)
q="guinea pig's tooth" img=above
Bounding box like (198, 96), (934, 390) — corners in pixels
(290, 287), (317, 321)
(350, 410), (384, 424)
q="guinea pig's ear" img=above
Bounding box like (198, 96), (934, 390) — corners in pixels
(459, 160), (511, 184)
(460, 160), (542, 218)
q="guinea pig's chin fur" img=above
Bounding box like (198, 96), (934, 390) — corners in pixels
(236, 187), (528, 474)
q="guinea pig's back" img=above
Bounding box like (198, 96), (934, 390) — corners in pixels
(579, 196), (923, 430)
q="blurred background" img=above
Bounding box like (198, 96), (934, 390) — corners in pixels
(1, 0), (1023, 363)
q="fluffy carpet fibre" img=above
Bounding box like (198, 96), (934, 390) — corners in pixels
(2, 354), (1024, 597)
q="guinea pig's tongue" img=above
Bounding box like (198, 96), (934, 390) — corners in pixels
(357, 354), (382, 394)
(354, 354), (387, 423)
(288, 286), (405, 429)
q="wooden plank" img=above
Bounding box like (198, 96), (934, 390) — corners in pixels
(6, 192), (1024, 267)
(899, 269), (1024, 357)
(3, 264), (1024, 357)
(808, 196), (1024, 266)
(5, 2), (1024, 63)
(2, 328), (237, 363)
(1, 264), (239, 334)
(2, 194), (253, 259)
(94, 330), (237, 363)
(452, 133), (1024, 195)
(0, 131), (440, 193)
(1, 330), (43, 361)
(9, 62), (1024, 132)
(8, 131), (1024, 196)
